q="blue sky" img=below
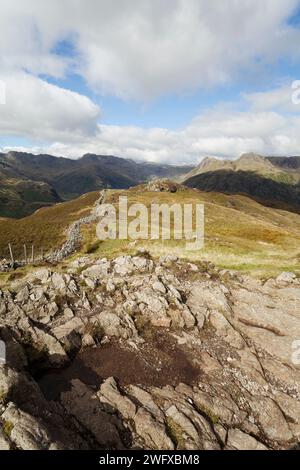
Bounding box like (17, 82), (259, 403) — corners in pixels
(44, 34), (300, 130)
(1, 0), (300, 163)
(42, 70), (238, 129)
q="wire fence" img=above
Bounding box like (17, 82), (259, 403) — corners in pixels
(0, 243), (48, 271)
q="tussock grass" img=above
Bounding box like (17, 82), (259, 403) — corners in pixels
(0, 192), (100, 259)
(1, 188), (300, 280)
(77, 189), (300, 278)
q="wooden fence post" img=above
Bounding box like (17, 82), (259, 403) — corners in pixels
(8, 243), (14, 267)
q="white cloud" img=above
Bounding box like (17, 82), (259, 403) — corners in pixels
(76, 0), (300, 100)
(0, 72), (100, 142)
(91, 110), (300, 161)
(0, 2), (68, 77)
(5, 103), (300, 163)
(0, 0), (300, 100)
(244, 85), (300, 112)
(1, 1), (300, 162)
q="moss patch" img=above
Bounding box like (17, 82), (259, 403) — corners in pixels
(2, 420), (14, 438)
(166, 417), (186, 449)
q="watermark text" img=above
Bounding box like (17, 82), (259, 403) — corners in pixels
(96, 196), (204, 250)
(291, 80), (300, 105)
(0, 340), (6, 365)
(291, 339), (300, 365)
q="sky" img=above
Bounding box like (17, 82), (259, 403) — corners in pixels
(1, 0), (300, 164)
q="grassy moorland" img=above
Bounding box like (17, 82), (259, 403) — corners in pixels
(182, 154), (300, 214)
(0, 187), (300, 281)
(77, 188), (300, 278)
(0, 191), (100, 260)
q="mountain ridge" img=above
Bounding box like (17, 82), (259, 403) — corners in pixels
(183, 153), (300, 179)
(0, 151), (194, 218)
(183, 153), (300, 212)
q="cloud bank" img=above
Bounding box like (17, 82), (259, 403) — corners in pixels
(5, 98), (300, 163)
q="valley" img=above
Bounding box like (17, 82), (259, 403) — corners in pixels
(0, 151), (193, 218)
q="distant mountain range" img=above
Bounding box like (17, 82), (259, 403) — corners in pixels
(0, 151), (194, 218)
(1, 151), (300, 218)
(183, 153), (300, 213)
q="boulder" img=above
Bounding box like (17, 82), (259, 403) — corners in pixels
(276, 272), (296, 283)
(1, 403), (55, 450)
(98, 377), (136, 420)
(134, 407), (174, 450)
(226, 429), (267, 450)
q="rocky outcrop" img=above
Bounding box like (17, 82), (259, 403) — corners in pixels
(46, 191), (106, 263)
(0, 255), (299, 450)
(132, 179), (187, 193)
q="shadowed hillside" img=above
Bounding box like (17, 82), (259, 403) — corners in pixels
(0, 177), (61, 218)
(182, 153), (300, 213)
(184, 169), (300, 213)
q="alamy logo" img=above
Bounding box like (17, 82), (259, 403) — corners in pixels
(96, 196), (204, 250)
(0, 340), (6, 365)
(0, 80), (6, 105)
(291, 80), (300, 105)
(291, 339), (300, 365)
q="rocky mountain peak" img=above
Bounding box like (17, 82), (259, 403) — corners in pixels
(238, 152), (265, 162)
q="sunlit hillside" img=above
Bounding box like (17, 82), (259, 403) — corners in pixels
(75, 188), (300, 278)
(1, 187), (300, 280)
